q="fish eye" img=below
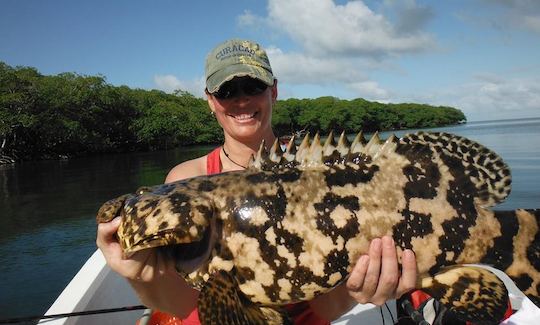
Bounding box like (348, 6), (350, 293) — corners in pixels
(136, 186), (152, 195)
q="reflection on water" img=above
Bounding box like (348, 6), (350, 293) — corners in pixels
(1, 118), (539, 319)
(0, 145), (213, 319)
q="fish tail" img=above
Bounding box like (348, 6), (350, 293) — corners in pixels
(418, 265), (509, 323)
(399, 131), (512, 207)
(483, 209), (540, 307)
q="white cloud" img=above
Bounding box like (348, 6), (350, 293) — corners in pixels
(154, 75), (181, 93)
(237, 10), (261, 28)
(267, 0), (434, 56)
(242, 1), (433, 100)
(523, 15), (540, 33)
(266, 46), (395, 100)
(383, 0), (435, 34)
(458, 76), (540, 120)
(151, 0), (539, 122)
(398, 75), (540, 121)
(471, 0), (540, 34)
(348, 80), (390, 99)
(266, 47), (367, 84)
(153, 1), (436, 103)
(153, 75), (205, 98)
(257, 1), (540, 119)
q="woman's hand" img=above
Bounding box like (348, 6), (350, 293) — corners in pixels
(96, 217), (171, 281)
(347, 236), (417, 305)
(96, 217), (199, 316)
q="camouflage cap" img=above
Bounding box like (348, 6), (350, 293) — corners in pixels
(205, 39), (274, 93)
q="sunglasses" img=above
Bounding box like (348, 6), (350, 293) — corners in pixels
(212, 78), (268, 99)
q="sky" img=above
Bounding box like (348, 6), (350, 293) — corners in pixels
(2, 0), (540, 121)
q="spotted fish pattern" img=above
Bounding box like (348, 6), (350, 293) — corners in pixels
(97, 131), (540, 325)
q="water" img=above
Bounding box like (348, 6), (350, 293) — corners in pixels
(1, 118), (539, 320)
(0, 146), (214, 320)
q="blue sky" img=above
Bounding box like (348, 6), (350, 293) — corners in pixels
(2, 0), (540, 121)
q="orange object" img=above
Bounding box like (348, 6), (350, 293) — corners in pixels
(136, 310), (182, 325)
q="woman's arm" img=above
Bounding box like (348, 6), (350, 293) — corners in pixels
(96, 156), (207, 317)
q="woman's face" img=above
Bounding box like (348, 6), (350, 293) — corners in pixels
(207, 77), (277, 142)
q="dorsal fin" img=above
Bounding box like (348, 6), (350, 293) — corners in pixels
(364, 131), (382, 156)
(251, 131), (396, 171)
(247, 154), (255, 168)
(400, 131), (511, 207)
(296, 132), (311, 165)
(252, 139), (270, 170)
(373, 134), (398, 160)
(249, 130), (511, 204)
(269, 139), (283, 164)
(350, 131), (366, 154)
(336, 131), (350, 156)
(322, 130), (336, 157)
(305, 132), (324, 167)
(309, 132), (322, 153)
(283, 136), (296, 162)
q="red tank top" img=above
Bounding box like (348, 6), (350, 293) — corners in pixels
(181, 147), (329, 325)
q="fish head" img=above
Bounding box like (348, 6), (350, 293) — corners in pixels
(96, 182), (218, 276)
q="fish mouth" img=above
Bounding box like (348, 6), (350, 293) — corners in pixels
(161, 218), (220, 274)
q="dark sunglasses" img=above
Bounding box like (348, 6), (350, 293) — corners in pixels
(212, 78), (268, 99)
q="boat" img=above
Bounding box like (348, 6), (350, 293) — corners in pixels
(40, 249), (537, 324)
(39, 249), (398, 324)
(38, 250), (142, 325)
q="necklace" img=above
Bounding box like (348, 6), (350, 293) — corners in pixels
(222, 146), (247, 169)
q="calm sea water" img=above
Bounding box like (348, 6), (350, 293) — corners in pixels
(1, 118), (539, 320)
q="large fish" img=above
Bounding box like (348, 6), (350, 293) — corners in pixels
(97, 131), (540, 325)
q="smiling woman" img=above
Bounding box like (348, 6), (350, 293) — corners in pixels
(206, 76), (277, 161)
(204, 39), (278, 157)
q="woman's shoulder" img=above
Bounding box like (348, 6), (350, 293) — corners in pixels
(165, 155), (207, 183)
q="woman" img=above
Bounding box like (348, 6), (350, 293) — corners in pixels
(96, 38), (417, 324)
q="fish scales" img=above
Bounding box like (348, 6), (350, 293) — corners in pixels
(97, 131), (540, 325)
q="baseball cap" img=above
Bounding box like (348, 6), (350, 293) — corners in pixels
(205, 39), (275, 93)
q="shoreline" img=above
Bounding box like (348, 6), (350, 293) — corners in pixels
(0, 123), (466, 165)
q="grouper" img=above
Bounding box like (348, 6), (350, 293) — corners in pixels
(97, 131), (540, 324)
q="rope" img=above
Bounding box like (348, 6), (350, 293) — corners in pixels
(0, 305), (146, 324)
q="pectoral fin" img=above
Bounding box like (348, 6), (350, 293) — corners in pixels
(419, 265), (509, 324)
(198, 270), (292, 325)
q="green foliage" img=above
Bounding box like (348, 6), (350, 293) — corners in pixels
(0, 61), (466, 161)
(0, 62), (217, 160)
(272, 96), (465, 136)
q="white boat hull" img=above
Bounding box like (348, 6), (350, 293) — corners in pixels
(40, 250), (141, 325)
